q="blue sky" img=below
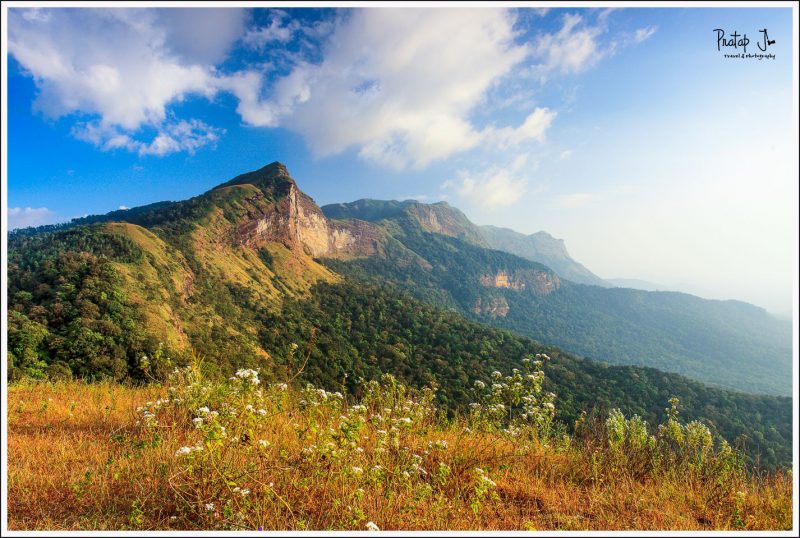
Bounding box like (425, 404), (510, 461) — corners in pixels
(5, 6), (796, 314)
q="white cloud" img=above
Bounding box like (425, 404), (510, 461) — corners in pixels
(158, 8), (248, 64)
(8, 207), (58, 229)
(73, 119), (223, 156)
(119, 205), (130, 210)
(8, 8), (238, 155)
(9, 9), (221, 130)
(559, 149), (573, 160)
(7, 8), (640, 169)
(442, 154), (531, 210)
(228, 9), (534, 169)
(533, 13), (605, 76)
(21, 8), (50, 22)
(632, 26), (658, 44)
(486, 107), (557, 148)
(243, 10), (299, 49)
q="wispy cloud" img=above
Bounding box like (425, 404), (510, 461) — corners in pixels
(532, 13), (606, 76)
(632, 25), (658, 44)
(442, 154), (532, 210)
(73, 119), (223, 156)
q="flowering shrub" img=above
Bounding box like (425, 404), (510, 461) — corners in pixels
(602, 397), (744, 483)
(468, 354), (556, 439)
(134, 364), (478, 530)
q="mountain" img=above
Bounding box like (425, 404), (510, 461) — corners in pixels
(322, 199), (608, 287)
(321, 197), (792, 397)
(608, 278), (671, 292)
(324, 198), (489, 247)
(7, 162), (792, 469)
(479, 225), (610, 287)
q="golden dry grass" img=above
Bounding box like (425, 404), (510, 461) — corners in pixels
(7, 380), (793, 531)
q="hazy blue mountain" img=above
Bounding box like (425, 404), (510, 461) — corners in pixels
(480, 225), (610, 287)
(607, 278), (671, 291)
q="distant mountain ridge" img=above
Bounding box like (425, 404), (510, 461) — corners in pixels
(321, 199), (609, 287)
(479, 225), (610, 287)
(607, 278), (672, 292)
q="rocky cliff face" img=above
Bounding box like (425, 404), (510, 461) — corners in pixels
(233, 182), (331, 257)
(327, 220), (387, 257)
(230, 163), (389, 259)
(479, 269), (560, 295)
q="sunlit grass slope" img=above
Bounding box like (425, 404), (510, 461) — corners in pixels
(7, 358), (792, 531)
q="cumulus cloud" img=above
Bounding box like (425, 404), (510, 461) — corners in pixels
(442, 154), (532, 210)
(8, 9), (222, 129)
(7, 7), (645, 168)
(158, 8), (248, 65)
(227, 9), (538, 169)
(8, 8), (237, 155)
(8, 207), (58, 229)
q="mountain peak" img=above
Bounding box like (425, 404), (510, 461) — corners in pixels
(214, 161), (294, 193)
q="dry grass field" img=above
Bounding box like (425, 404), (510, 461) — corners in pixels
(6, 369), (793, 531)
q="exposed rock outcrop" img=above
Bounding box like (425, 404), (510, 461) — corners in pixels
(473, 296), (510, 317)
(479, 269), (560, 295)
